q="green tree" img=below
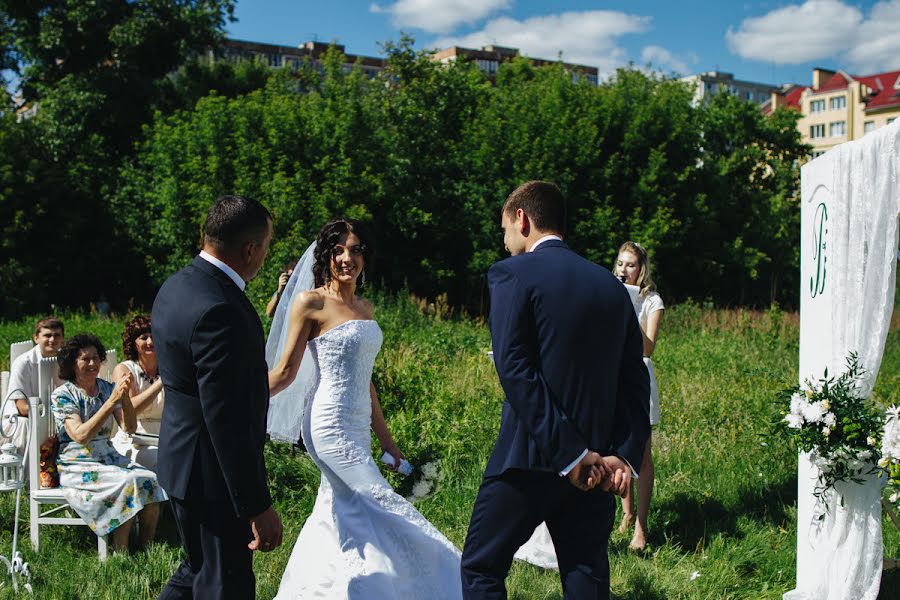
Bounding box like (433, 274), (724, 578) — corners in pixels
(0, 0), (235, 315)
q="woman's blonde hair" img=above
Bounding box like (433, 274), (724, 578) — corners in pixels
(614, 241), (656, 298)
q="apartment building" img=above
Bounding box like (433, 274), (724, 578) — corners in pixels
(431, 45), (599, 85)
(680, 71), (780, 106)
(217, 39), (386, 78)
(765, 67), (900, 157)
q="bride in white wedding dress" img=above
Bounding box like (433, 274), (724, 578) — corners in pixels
(266, 219), (462, 599)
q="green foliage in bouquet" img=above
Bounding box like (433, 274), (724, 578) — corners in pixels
(775, 353), (883, 512)
(880, 406), (900, 507)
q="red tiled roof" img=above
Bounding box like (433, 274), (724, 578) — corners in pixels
(761, 85), (806, 115)
(858, 70), (900, 111)
(811, 68), (900, 111)
(818, 71), (852, 92)
(783, 85), (806, 108)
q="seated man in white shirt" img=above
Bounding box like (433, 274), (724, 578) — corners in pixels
(2, 317), (65, 452)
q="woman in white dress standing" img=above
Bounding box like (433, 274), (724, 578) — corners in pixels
(614, 241), (664, 551)
(266, 218), (462, 599)
(112, 315), (165, 472)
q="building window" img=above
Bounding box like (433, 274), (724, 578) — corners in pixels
(476, 59), (498, 74)
(811, 150), (826, 158)
(829, 96), (846, 110)
(810, 124), (826, 139)
(268, 53), (282, 67)
(810, 99), (825, 113)
(889, 117), (897, 125)
(864, 120), (875, 134)
(829, 121), (846, 137)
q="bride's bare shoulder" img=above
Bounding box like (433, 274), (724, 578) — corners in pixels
(293, 289), (327, 313)
(358, 298), (375, 319)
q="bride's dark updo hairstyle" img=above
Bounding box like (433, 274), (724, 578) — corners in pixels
(312, 218), (375, 288)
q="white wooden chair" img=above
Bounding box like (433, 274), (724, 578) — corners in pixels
(2, 341), (35, 402)
(10, 341), (34, 365)
(100, 350), (116, 382)
(28, 356), (109, 560)
(2, 341), (35, 449)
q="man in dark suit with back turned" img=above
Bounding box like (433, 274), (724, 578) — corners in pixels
(154, 195), (283, 599)
(461, 181), (651, 599)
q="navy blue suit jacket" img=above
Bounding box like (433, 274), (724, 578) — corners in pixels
(151, 256), (272, 518)
(485, 239), (650, 478)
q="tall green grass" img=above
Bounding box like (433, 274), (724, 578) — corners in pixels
(0, 296), (897, 599)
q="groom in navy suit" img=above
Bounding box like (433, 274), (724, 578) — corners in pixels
(154, 195), (283, 599)
(461, 181), (650, 599)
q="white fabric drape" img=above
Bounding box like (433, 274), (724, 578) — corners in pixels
(785, 120), (899, 599)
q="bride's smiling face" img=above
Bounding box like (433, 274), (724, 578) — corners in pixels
(329, 232), (365, 285)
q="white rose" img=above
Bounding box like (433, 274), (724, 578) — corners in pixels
(790, 395), (805, 416)
(890, 492), (900, 504)
(421, 462), (439, 479)
(857, 450), (872, 461)
(822, 426), (831, 438)
(784, 414), (804, 429)
(803, 401), (825, 423)
(823, 412), (836, 427)
(867, 436), (876, 447)
(412, 480), (433, 499)
(879, 457), (891, 468)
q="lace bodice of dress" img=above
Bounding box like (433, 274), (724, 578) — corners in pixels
(307, 319), (383, 438)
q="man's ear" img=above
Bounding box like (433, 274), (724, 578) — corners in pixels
(517, 209), (530, 237)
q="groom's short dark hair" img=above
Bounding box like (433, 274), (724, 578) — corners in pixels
(502, 181), (566, 235)
(203, 195), (273, 252)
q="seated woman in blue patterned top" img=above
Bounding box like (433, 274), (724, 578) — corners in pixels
(50, 334), (167, 551)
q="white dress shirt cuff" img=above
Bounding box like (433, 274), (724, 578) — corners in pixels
(559, 449), (589, 477)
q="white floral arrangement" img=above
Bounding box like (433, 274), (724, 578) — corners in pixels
(777, 354), (882, 513)
(408, 460), (444, 503)
(880, 406), (900, 506)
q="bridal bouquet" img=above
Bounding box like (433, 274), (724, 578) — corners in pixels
(407, 460), (445, 502)
(777, 354), (883, 511)
(880, 406), (900, 506)
(382, 447), (445, 502)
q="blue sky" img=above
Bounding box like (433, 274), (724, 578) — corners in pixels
(228, 0), (900, 85)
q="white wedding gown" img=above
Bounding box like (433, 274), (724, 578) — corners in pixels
(274, 319), (462, 599)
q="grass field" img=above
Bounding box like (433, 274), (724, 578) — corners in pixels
(0, 294), (897, 599)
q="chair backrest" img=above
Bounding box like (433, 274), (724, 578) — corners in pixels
(5, 341), (34, 404)
(10, 340), (34, 366)
(28, 356), (59, 490)
(100, 350), (116, 381)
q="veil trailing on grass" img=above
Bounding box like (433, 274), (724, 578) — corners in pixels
(266, 242), (317, 443)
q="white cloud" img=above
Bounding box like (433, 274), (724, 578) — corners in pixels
(371, 0), (511, 34)
(433, 11), (652, 75)
(640, 45), (696, 75)
(726, 0), (900, 73)
(845, 0), (900, 73)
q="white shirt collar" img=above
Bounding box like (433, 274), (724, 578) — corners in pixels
(528, 234), (563, 253)
(199, 251), (246, 291)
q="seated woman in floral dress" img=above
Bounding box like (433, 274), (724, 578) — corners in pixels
(51, 334), (168, 551)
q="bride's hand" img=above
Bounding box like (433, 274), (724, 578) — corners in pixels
(383, 442), (404, 471)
